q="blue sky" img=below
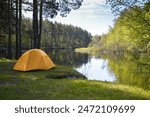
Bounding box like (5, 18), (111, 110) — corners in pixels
(24, 0), (115, 35)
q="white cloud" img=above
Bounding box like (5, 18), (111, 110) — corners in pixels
(79, 0), (111, 16)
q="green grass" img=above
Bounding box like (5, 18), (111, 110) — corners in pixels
(75, 47), (103, 57)
(0, 59), (150, 100)
(75, 47), (98, 53)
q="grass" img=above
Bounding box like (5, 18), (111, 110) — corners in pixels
(75, 47), (98, 53)
(75, 47), (103, 57)
(0, 59), (150, 100)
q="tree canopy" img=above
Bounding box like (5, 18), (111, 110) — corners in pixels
(89, 1), (150, 55)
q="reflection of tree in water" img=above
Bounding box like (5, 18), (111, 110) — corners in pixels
(46, 49), (89, 67)
(107, 54), (150, 90)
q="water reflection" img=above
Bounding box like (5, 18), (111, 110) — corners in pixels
(107, 55), (150, 90)
(45, 49), (89, 67)
(76, 57), (116, 82)
(46, 49), (116, 82)
(39, 49), (150, 90)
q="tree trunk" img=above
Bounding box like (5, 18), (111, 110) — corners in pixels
(15, 0), (19, 59)
(31, 34), (33, 49)
(33, 0), (38, 48)
(7, 0), (12, 59)
(18, 0), (22, 57)
(37, 0), (43, 48)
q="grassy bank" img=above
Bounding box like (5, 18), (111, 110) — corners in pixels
(75, 47), (100, 53)
(75, 47), (104, 57)
(0, 59), (150, 100)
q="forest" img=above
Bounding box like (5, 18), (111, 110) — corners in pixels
(0, 0), (88, 59)
(1, 18), (91, 51)
(89, 1), (150, 57)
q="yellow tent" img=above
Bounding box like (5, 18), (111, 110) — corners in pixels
(13, 49), (55, 71)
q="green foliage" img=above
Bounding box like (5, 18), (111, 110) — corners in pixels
(21, 18), (32, 49)
(0, 0), (15, 48)
(1, 16), (91, 58)
(89, 35), (101, 47)
(89, 3), (150, 55)
(41, 20), (91, 49)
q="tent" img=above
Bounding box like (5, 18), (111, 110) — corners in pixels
(13, 49), (55, 71)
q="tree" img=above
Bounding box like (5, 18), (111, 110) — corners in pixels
(15, 0), (19, 59)
(41, 20), (91, 49)
(90, 2), (150, 54)
(33, 0), (39, 48)
(21, 17), (32, 49)
(89, 35), (101, 47)
(7, 0), (13, 59)
(0, 0), (16, 58)
(38, 0), (44, 48)
(107, 0), (150, 27)
(0, 0), (9, 48)
(27, 0), (83, 48)
(106, 0), (149, 15)
(18, 0), (22, 57)
(0, 0), (9, 34)
(15, 0), (22, 59)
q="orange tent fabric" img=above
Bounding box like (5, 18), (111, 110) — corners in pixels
(13, 49), (55, 71)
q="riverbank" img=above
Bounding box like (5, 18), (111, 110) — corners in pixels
(75, 47), (124, 56)
(75, 47), (100, 53)
(75, 47), (103, 57)
(0, 59), (150, 99)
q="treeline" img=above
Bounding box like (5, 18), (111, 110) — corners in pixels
(42, 20), (91, 49)
(0, 0), (83, 59)
(89, 2), (150, 56)
(2, 18), (91, 50)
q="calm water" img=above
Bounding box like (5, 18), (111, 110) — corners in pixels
(46, 49), (116, 82)
(76, 57), (116, 82)
(46, 49), (150, 90)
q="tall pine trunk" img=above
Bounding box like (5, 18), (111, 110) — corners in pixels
(18, 0), (22, 56)
(33, 0), (38, 48)
(15, 0), (19, 59)
(7, 0), (12, 59)
(37, 0), (43, 48)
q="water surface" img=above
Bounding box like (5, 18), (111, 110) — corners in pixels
(46, 49), (150, 90)
(76, 56), (116, 82)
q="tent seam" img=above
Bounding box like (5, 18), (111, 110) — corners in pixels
(25, 50), (31, 70)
